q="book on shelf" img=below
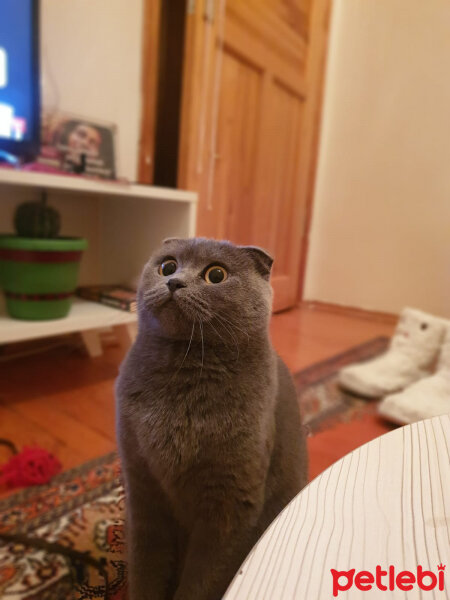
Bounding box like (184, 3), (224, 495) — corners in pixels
(76, 285), (137, 312)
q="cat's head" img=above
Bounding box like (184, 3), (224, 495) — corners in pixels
(138, 237), (273, 340)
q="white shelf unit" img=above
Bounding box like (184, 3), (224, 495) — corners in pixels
(0, 169), (197, 354)
(0, 297), (138, 356)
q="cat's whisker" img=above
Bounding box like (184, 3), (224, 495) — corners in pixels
(199, 317), (205, 377)
(218, 314), (251, 342)
(157, 319), (197, 396)
(213, 312), (240, 338)
(213, 309), (248, 335)
(208, 319), (240, 361)
(179, 295), (213, 323)
(176, 318), (196, 374)
(188, 296), (212, 319)
(211, 316), (240, 360)
(141, 286), (171, 310)
(214, 312), (248, 346)
(207, 319), (230, 347)
(189, 295), (215, 323)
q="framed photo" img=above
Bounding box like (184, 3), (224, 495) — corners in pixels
(40, 110), (117, 179)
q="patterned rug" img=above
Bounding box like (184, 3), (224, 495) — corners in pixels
(0, 455), (124, 599)
(295, 336), (389, 433)
(0, 336), (389, 599)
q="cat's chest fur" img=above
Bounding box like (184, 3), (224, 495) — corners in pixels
(120, 340), (275, 491)
(133, 381), (228, 473)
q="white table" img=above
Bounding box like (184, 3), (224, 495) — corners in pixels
(225, 414), (450, 599)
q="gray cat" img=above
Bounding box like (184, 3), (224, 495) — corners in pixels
(116, 237), (308, 600)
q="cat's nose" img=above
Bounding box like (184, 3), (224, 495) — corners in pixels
(167, 278), (187, 293)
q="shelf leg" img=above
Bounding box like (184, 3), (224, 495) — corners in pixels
(113, 323), (137, 350)
(81, 329), (103, 358)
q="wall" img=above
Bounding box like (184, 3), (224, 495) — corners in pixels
(40, 0), (143, 181)
(304, 0), (450, 317)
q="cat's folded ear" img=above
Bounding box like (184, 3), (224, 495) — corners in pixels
(162, 237), (180, 244)
(240, 246), (273, 280)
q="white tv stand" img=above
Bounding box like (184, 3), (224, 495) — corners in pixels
(0, 169), (197, 356)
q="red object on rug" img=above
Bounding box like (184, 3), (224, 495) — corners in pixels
(0, 446), (62, 489)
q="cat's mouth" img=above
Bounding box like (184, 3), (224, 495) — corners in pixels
(159, 293), (180, 310)
(142, 286), (194, 317)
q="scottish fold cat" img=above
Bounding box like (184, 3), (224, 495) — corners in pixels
(116, 237), (308, 600)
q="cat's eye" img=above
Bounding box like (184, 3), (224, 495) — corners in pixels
(204, 265), (227, 284)
(159, 259), (178, 277)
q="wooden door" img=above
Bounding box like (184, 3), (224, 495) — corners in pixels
(178, 0), (330, 311)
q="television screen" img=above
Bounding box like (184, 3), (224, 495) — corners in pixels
(0, 0), (39, 159)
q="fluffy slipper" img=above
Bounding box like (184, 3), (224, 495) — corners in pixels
(338, 307), (445, 398)
(378, 324), (450, 424)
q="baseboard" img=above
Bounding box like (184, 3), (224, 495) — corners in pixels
(301, 300), (398, 325)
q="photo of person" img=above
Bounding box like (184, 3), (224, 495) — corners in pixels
(41, 111), (117, 179)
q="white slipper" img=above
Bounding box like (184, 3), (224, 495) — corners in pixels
(338, 307), (445, 398)
(378, 324), (450, 424)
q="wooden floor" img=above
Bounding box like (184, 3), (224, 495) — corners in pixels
(0, 305), (395, 491)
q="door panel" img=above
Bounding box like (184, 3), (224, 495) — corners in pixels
(250, 79), (305, 309)
(178, 0), (328, 311)
(214, 50), (263, 244)
(268, 82), (304, 277)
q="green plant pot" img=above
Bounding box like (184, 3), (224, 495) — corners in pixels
(0, 235), (88, 320)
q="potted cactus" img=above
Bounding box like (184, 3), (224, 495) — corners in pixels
(0, 192), (87, 320)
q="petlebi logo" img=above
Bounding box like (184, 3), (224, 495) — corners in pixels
(331, 564), (446, 597)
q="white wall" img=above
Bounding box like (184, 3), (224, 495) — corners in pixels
(304, 0), (450, 317)
(40, 0), (143, 181)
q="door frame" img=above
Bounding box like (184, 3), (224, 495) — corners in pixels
(296, 0), (332, 302)
(138, 0), (161, 184)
